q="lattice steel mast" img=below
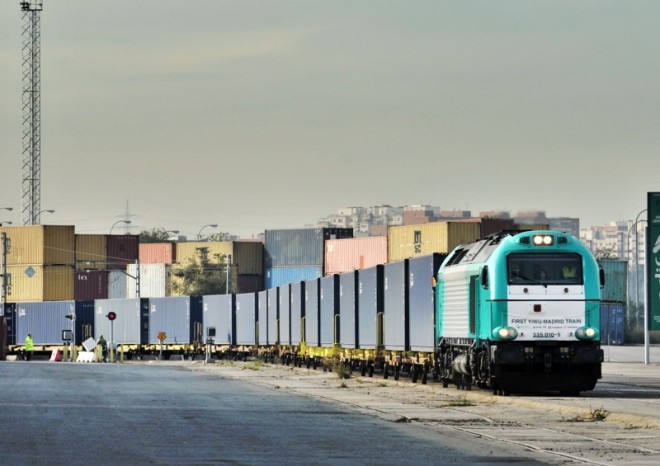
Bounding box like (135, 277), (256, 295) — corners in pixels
(20, 1), (44, 225)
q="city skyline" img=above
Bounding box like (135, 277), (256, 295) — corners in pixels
(1, 2), (658, 238)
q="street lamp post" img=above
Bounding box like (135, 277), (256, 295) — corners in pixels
(37, 209), (55, 224)
(197, 224), (218, 241)
(634, 209), (647, 323)
(110, 220), (131, 235)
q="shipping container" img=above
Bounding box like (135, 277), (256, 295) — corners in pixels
(139, 243), (176, 264)
(279, 285), (291, 346)
(147, 296), (203, 345)
(600, 302), (625, 345)
(357, 265), (383, 349)
(265, 266), (323, 289)
(408, 253), (445, 352)
(319, 275), (339, 347)
(175, 241), (263, 275)
(598, 259), (628, 304)
(304, 278), (320, 346)
(75, 234), (108, 268)
(0, 225), (75, 266)
(176, 241), (232, 265)
(450, 218), (517, 239)
(74, 270), (109, 301)
(232, 241), (264, 275)
(387, 222), (480, 261)
(383, 260), (408, 351)
(5, 265), (74, 302)
(108, 270), (128, 299)
(265, 228), (353, 268)
(290, 281), (305, 345)
(235, 292), (257, 346)
(324, 236), (388, 275)
(257, 290), (268, 345)
(16, 300), (95, 346)
(2, 303), (17, 345)
(267, 288), (279, 345)
(94, 298), (148, 345)
(203, 294), (235, 346)
(237, 274), (263, 293)
(339, 271), (358, 349)
(126, 263), (171, 298)
(106, 235), (139, 270)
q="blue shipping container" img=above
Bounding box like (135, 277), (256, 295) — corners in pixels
(279, 285), (291, 346)
(148, 296), (203, 345)
(600, 302), (625, 346)
(320, 275), (339, 347)
(339, 271), (358, 349)
(16, 300), (95, 346)
(383, 260), (408, 351)
(235, 292), (257, 346)
(267, 288), (279, 345)
(258, 291), (268, 345)
(203, 294), (235, 345)
(305, 279), (320, 346)
(358, 265), (383, 349)
(408, 254), (445, 352)
(290, 282), (305, 345)
(95, 298), (147, 345)
(265, 266), (323, 289)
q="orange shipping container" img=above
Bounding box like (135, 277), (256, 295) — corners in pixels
(139, 243), (176, 264)
(324, 236), (387, 275)
(0, 225), (75, 266)
(4, 265), (74, 302)
(387, 222), (480, 261)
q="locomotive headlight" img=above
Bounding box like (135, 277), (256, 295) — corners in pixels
(575, 326), (599, 341)
(532, 235), (554, 246)
(493, 326), (518, 341)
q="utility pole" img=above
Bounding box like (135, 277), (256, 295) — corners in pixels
(20, 1), (44, 225)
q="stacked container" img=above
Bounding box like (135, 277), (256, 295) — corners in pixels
(265, 228), (353, 288)
(0, 225), (76, 302)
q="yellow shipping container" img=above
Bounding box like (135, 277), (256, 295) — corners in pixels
(387, 222), (481, 261)
(175, 241), (263, 275)
(0, 225), (75, 266)
(75, 234), (108, 268)
(4, 265), (74, 302)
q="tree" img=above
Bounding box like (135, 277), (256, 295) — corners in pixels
(139, 227), (175, 243)
(171, 247), (234, 296)
(594, 244), (618, 260)
(205, 231), (231, 242)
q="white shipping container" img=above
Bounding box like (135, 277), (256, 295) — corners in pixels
(108, 270), (128, 299)
(127, 263), (171, 298)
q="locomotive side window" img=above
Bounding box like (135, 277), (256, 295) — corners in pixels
(508, 253), (583, 285)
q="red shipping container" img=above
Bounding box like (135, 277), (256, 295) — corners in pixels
(139, 243), (176, 264)
(325, 236), (388, 275)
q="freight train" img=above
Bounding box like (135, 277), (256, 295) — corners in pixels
(2, 230), (604, 395)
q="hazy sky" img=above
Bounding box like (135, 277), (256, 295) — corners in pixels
(1, 1), (659, 238)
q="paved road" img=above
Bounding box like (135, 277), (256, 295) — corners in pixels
(1, 361), (560, 466)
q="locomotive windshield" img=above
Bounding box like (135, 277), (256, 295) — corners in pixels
(507, 253), (583, 285)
